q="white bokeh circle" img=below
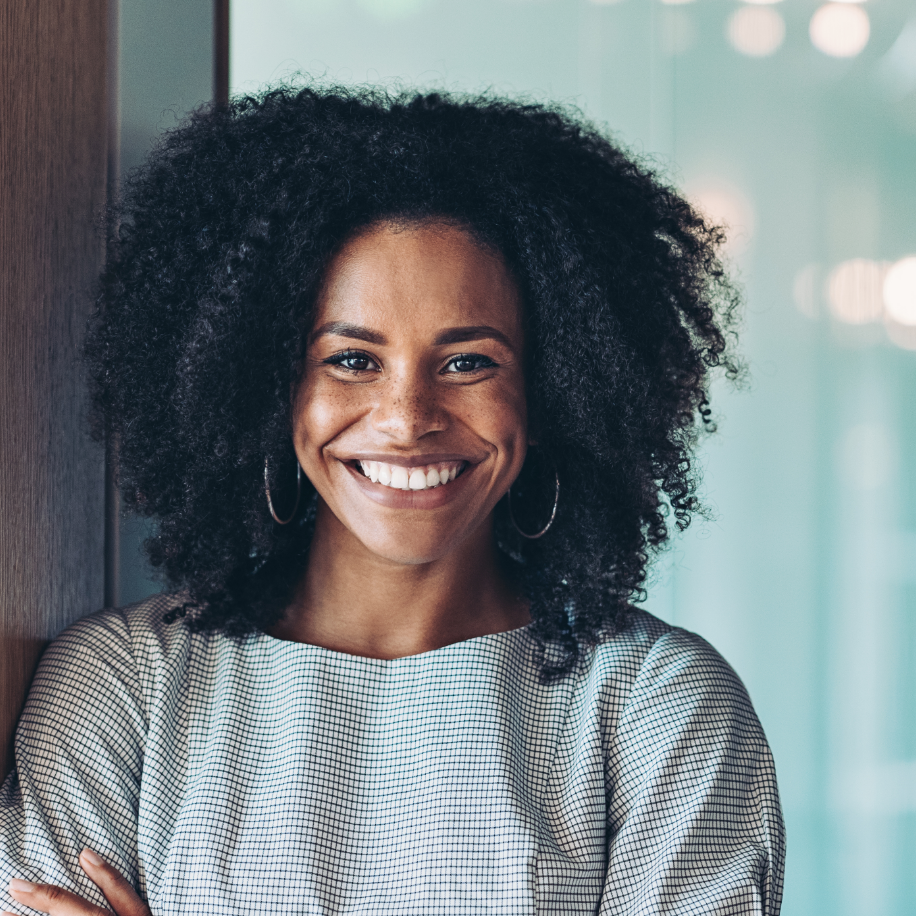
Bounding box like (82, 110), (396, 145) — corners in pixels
(883, 257), (916, 326)
(809, 3), (870, 58)
(727, 6), (785, 58)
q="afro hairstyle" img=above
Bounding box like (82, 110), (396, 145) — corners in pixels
(86, 84), (741, 680)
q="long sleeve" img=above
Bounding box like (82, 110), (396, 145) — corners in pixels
(599, 629), (785, 915)
(0, 609), (147, 914)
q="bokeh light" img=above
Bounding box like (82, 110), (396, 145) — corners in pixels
(659, 0), (695, 6)
(727, 6), (785, 58)
(688, 182), (755, 257)
(882, 257), (916, 326)
(810, 4), (870, 58)
(826, 259), (885, 324)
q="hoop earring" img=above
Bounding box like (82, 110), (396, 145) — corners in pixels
(264, 457), (302, 525)
(508, 470), (559, 539)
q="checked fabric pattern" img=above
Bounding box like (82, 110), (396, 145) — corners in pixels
(0, 593), (784, 915)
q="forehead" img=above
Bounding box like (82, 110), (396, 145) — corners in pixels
(314, 222), (522, 334)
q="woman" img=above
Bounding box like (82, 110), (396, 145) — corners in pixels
(2, 86), (784, 915)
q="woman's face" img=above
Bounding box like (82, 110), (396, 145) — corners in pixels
(292, 221), (528, 565)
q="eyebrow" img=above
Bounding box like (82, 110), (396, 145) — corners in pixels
(311, 322), (514, 349)
(434, 325), (514, 348)
(310, 321), (385, 345)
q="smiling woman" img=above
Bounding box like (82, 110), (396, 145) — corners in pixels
(275, 223), (531, 658)
(0, 85), (783, 916)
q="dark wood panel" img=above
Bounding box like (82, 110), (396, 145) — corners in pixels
(0, 0), (108, 777)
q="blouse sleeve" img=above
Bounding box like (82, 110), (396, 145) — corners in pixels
(599, 628), (785, 915)
(0, 609), (147, 914)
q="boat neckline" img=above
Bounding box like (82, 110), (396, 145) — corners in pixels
(252, 621), (533, 662)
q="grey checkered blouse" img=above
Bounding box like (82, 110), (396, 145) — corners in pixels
(1, 593), (784, 915)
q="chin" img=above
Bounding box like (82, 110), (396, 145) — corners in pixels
(355, 532), (463, 567)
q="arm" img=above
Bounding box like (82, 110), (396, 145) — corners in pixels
(600, 629), (785, 915)
(0, 610), (147, 915)
(6, 849), (150, 916)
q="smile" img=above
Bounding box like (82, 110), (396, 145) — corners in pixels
(356, 460), (466, 492)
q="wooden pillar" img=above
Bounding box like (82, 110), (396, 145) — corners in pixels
(0, 0), (109, 776)
(214, 0), (230, 110)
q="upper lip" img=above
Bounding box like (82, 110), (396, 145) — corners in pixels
(339, 452), (478, 467)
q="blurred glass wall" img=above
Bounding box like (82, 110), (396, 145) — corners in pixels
(232, 1), (916, 913)
(117, 0), (213, 605)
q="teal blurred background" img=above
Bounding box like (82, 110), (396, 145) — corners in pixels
(121, 0), (916, 911)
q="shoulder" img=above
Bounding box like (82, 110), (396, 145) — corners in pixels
(42, 591), (192, 669)
(25, 592), (197, 728)
(588, 615), (785, 912)
(583, 608), (753, 711)
(571, 609), (765, 763)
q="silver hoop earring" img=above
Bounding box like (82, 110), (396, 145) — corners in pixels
(508, 470), (559, 539)
(264, 457), (302, 525)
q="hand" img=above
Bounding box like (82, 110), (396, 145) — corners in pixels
(5, 849), (151, 916)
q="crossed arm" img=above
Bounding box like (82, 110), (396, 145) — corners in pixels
(7, 850), (148, 916)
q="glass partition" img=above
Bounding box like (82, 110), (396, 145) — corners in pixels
(117, 0), (213, 605)
(231, 3), (916, 912)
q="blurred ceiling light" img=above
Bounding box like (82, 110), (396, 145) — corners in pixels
(687, 182), (755, 257)
(727, 6), (785, 57)
(742, 0), (784, 5)
(810, 4), (870, 57)
(826, 259), (885, 324)
(883, 257), (916, 326)
(588, 0), (626, 5)
(660, 0), (695, 5)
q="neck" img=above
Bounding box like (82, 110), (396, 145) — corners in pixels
(268, 500), (529, 658)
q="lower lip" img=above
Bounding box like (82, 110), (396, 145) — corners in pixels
(343, 461), (477, 509)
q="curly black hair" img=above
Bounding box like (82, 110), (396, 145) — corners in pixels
(86, 83), (741, 681)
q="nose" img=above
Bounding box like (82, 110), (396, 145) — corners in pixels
(370, 367), (448, 442)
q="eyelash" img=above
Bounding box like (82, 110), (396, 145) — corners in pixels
(444, 353), (498, 373)
(323, 350), (378, 373)
(323, 350), (498, 374)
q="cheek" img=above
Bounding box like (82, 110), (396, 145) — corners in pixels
(292, 378), (361, 453)
(462, 380), (528, 456)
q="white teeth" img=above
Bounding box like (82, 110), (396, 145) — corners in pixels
(357, 460), (464, 491)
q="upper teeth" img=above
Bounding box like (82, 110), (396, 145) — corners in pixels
(358, 461), (462, 491)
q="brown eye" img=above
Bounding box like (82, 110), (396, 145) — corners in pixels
(444, 354), (497, 373)
(324, 350), (379, 373)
